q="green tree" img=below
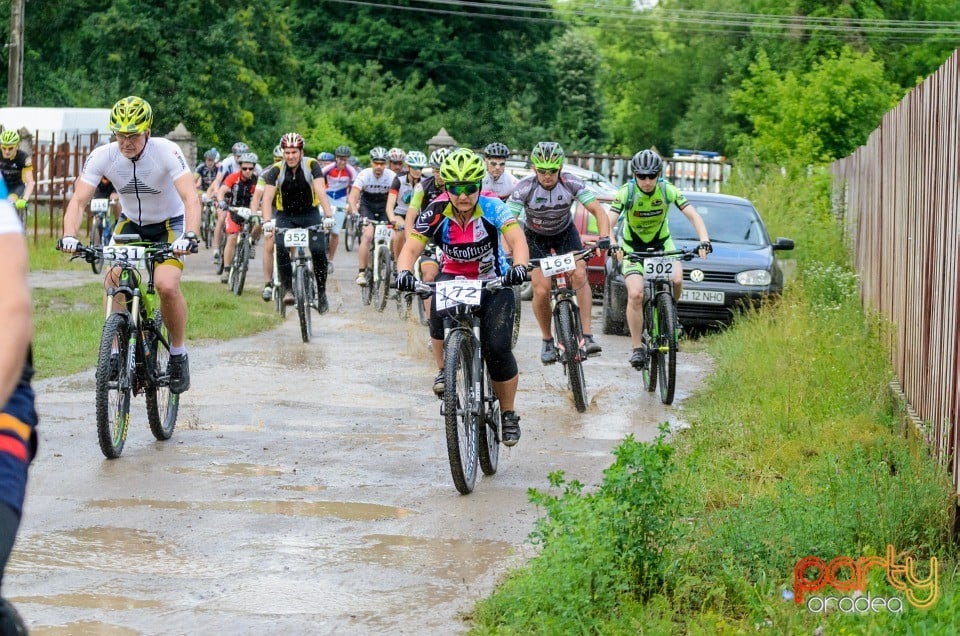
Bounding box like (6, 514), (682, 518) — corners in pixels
(551, 30), (605, 150)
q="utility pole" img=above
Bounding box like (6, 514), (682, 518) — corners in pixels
(7, 0), (24, 106)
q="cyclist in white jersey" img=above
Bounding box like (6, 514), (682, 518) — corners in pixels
(349, 146), (397, 285)
(58, 96), (201, 395)
(321, 144), (358, 264)
(481, 141), (518, 201)
(508, 141), (611, 364)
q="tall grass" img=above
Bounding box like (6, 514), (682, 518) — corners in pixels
(471, 168), (958, 634)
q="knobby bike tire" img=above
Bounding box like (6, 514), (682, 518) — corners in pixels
(96, 312), (132, 458)
(477, 367), (500, 476)
(443, 329), (479, 495)
(656, 293), (679, 405)
(215, 233), (227, 276)
(89, 219), (104, 274)
(234, 236), (249, 296)
(374, 247), (391, 312)
(146, 309), (179, 441)
(344, 216), (356, 252)
(557, 300), (588, 413)
(295, 265), (311, 343)
(360, 267), (372, 306)
(642, 299), (658, 393)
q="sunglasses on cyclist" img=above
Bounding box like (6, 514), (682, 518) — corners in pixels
(535, 168), (559, 175)
(240, 166), (255, 172)
(446, 182), (481, 197)
(635, 172), (659, 180)
(487, 160), (506, 167)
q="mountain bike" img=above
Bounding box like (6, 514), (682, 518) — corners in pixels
(529, 247), (596, 413)
(624, 247), (696, 405)
(276, 225), (324, 343)
(74, 238), (191, 458)
(343, 211), (361, 252)
(416, 278), (509, 494)
(225, 206), (260, 296)
(360, 219), (394, 311)
(88, 198), (115, 274)
(200, 194), (217, 249)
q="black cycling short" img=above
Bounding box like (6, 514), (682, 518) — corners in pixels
(428, 275), (518, 382)
(523, 223), (583, 260)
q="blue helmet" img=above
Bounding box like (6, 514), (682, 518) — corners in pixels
(319, 152), (335, 161)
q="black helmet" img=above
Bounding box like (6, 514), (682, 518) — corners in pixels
(631, 149), (662, 175)
(334, 144), (352, 158)
(483, 142), (510, 159)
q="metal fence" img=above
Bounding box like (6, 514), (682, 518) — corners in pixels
(830, 49), (960, 492)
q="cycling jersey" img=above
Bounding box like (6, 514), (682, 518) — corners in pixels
(260, 158), (324, 215)
(221, 171), (257, 208)
(411, 195), (517, 280)
(482, 171), (518, 201)
(507, 171), (596, 236)
(217, 155), (240, 178)
(352, 167), (396, 218)
(612, 179), (688, 247)
(407, 175), (444, 214)
(322, 163), (358, 204)
(0, 150), (32, 192)
(0, 201), (37, 517)
(389, 173), (420, 217)
(195, 162), (219, 190)
(79, 138), (191, 226)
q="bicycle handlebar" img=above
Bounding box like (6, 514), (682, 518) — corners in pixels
(411, 278), (507, 299)
(621, 247), (697, 263)
(70, 242), (193, 265)
(527, 246), (596, 270)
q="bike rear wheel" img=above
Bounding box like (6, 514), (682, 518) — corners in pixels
(443, 329), (479, 494)
(295, 265), (311, 343)
(201, 206), (213, 248)
(656, 293), (679, 405)
(478, 367), (500, 476)
(373, 247), (391, 312)
(557, 301), (588, 413)
(360, 267), (372, 306)
(96, 312), (132, 458)
(145, 310), (179, 440)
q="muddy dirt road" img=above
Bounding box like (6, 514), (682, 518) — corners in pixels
(12, 250), (710, 635)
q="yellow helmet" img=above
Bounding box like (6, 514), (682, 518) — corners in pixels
(0, 130), (20, 147)
(109, 96), (153, 134)
(439, 148), (485, 184)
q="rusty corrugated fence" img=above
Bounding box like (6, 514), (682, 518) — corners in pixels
(831, 49), (960, 491)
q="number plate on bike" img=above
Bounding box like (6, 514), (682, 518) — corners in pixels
(643, 257), (674, 280)
(103, 245), (147, 262)
(374, 224), (393, 242)
(435, 279), (482, 310)
(539, 253), (576, 277)
(285, 228), (309, 247)
(90, 198), (110, 213)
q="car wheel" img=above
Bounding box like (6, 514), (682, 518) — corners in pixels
(602, 264), (627, 336)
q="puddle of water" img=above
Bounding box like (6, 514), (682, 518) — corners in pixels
(11, 593), (164, 610)
(31, 620), (140, 636)
(166, 463), (284, 477)
(88, 498), (415, 521)
(6, 527), (183, 574)
(353, 534), (510, 581)
(277, 484), (327, 493)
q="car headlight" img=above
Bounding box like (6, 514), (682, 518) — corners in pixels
(736, 269), (772, 286)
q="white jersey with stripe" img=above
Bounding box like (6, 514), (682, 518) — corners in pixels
(482, 171), (518, 200)
(79, 137), (191, 226)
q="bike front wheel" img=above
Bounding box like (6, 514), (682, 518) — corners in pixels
(233, 237), (249, 296)
(557, 301), (588, 413)
(373, 247), (391, 312)
(146, 310), (179, 440)
(641, 300), (658, 393)
(89, 219), (104, 274)
(96, 313), (132, 458)
(360, 267), (372, 306)
(655, 293), (679, 405)
(295, 265), (311, 343)
(443, 329), (479, 494)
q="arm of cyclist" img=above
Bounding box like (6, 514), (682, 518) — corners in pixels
(347, 186), (360, 216)
(679, 203), (711, 258)
(173, 171), (202, 255)
(501, 223), (530, 285)
(0, 230), (31, 405)
(385, 190), (404, 230)
(59, 178), (99, 252)
(19, 167), (34, 207)
(584, 199), (612, 250)
(395, 232), (427, 291)
(312, 175), (335, 227)
(260, 184), (277, 232)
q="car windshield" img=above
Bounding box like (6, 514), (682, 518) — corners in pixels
(668, 201), (768, 247)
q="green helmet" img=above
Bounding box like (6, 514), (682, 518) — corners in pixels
(530, 141), (564, 170)
(0, 130), (19, 147)
(439, 148), (485, 184)
(109, 96), (153, 134)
